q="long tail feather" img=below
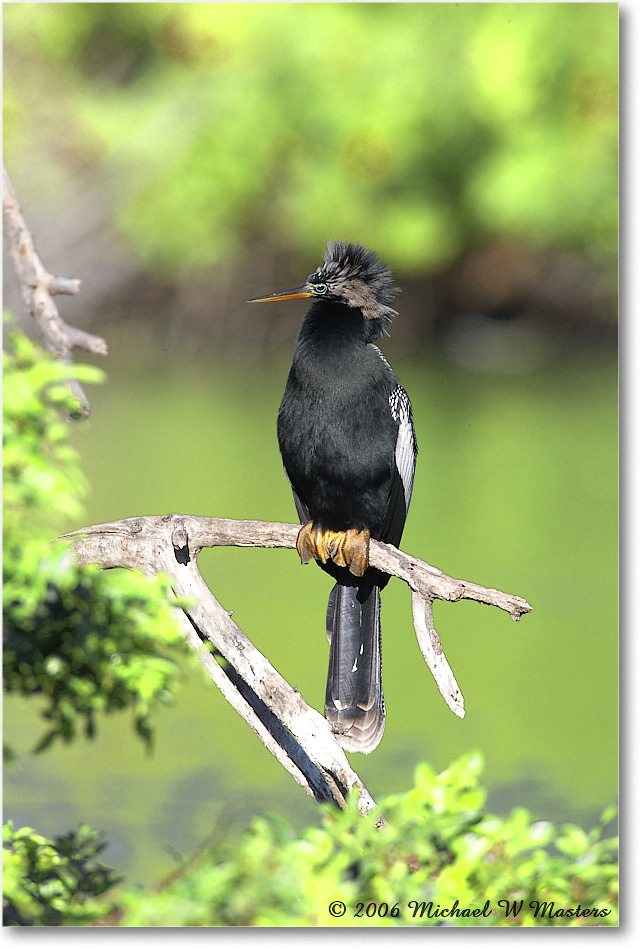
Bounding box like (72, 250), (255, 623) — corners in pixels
(324, 581), (385, 753)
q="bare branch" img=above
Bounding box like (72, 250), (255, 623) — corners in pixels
(172, 609), (341, 807)
(65, 514), (379, 815)
(63, 514), (532, 812)
(144, 515), (532, 622)
(2, 165), (108, 416)
(411, 592), (464, 718)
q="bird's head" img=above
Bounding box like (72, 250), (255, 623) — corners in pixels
(248, 241), (399, 324)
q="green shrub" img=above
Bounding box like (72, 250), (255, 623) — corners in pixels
(4, 4), (618, 273)
(3, 821), (121, 926)
(3, 328), (187, 752)
(114, 752), (618, 927)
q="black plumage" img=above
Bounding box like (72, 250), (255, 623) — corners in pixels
(249, 240), (417, 753)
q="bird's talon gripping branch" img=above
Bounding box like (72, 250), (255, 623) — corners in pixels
(296, 521), (318, 565)
(296, 523), (370, 577)
(332, 528), (370, 577)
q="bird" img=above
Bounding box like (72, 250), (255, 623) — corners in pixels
(249, 240), (417, 753)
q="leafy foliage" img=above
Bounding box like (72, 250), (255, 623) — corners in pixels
(4, 550), (189, 751)
(3, 3), (618, 274)
(3, 328), (187, 751)
(3, 821), (121, 926)
(2, 327), (99, 540)
(114, 752), (617, 928)
(2, 754), (618, 927)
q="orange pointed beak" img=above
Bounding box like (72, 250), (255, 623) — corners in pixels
(247, 284), (314, 304)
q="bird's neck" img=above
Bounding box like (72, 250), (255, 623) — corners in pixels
(294, 300), (386, 363)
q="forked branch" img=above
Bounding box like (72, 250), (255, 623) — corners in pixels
(3, 165), (108, 416)
(64, 514), (532, 814)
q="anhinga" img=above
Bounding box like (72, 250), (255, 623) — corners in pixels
(249, 240), (417, 753)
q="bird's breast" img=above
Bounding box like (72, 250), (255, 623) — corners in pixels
(277, 352), (398, 532)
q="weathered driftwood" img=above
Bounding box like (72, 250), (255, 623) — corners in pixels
(65, 514), (532, 814)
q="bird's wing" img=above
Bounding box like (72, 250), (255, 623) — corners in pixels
(390, 384), (417, 513)
(379, 384), (417, 546)
(283, 467), (311, 525)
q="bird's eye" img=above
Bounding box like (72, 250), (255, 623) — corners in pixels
(312, 283), (328, 295)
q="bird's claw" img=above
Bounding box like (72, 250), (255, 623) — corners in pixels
(296, 523), (370, 577)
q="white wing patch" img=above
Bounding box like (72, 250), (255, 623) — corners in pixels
(389, 385), (417, 512)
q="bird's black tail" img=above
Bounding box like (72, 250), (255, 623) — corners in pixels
(324, 581), (385, 754)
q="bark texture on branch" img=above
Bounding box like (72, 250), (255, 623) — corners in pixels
(3, 165), (107, 417)
(64, 514), (532, 813)
(66, 514), (378, 814)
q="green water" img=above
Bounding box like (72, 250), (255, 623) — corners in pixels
(4, 345), (618, 886)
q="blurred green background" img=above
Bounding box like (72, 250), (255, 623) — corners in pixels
(3, 2), (617, 887)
